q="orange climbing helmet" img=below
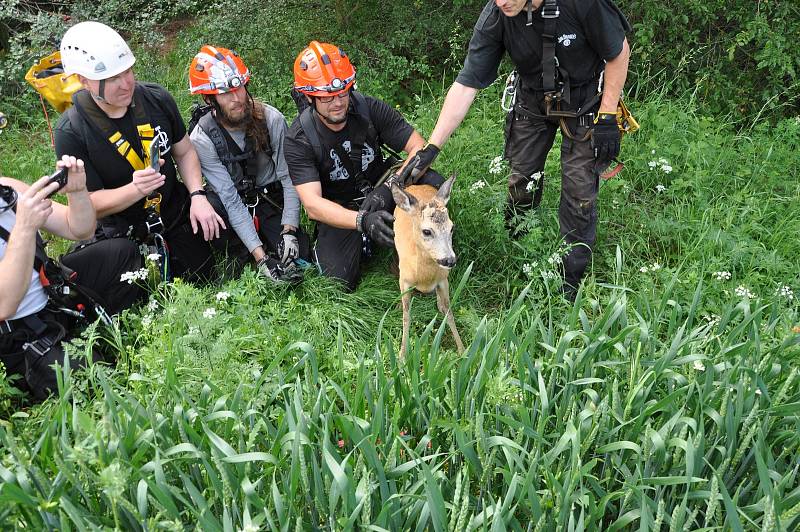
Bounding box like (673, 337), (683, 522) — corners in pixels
(293, 41), (356, 97)
(189, 45), (250, 95)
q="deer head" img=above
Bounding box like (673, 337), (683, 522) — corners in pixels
(392, 175), (456, 269)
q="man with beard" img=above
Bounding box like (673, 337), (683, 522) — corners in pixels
(285, 41), (444, 291)
(188, 45), (309, 282)
(401, 0), (631, 299)
(54, 21), (225, 283)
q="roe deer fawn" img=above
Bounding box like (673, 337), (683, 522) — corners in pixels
(391, 175), (464, 357)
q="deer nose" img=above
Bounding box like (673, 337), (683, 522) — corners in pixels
(437, 256), (457, 269)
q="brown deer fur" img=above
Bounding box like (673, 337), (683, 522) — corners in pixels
(392, 176), (464, 356)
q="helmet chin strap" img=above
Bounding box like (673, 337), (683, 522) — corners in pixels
(94, 79), (108, 102)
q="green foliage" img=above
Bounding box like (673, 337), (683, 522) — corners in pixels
(2, 87), (800, 527)
(2, 0), (800, 528)
(620, 0), (800, 122)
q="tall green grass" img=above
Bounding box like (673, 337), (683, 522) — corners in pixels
(1, 270), (798, 529)
(2, 12), (800, 530)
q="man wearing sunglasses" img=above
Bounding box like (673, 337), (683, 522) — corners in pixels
(285, 41), (444, 291)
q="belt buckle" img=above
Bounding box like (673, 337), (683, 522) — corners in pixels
(22, 337), (54, 358)
(146, 214), (164, 234)
(541, 5), (560, 18)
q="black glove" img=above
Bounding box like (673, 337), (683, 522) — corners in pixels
(397, 143), (440, 185)
(256, 256), (301, 284)
(361, 184), (394, 213)
(592, 112), (621, 163)
(358, 210), (395, 247)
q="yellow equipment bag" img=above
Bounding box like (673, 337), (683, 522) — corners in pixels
(25, 51), (82, 113)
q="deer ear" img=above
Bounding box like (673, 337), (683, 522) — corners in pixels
(435, 174), (456, 205)
(391, 183), (417, 212)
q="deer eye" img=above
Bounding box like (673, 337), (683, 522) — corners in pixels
(422, 229), (433, 237)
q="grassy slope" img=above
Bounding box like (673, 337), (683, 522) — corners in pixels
(1, 16), (800, 531)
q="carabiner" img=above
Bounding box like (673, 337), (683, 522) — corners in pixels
(501, 71), (518, 113)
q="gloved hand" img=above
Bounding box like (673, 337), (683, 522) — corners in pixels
(592, 112), (621, 163)
(361, 184), (393, 213)
(358, 210), (395, 247)
(257, 256), (288, 283)
(277, 229), (299, 264)
(397, 143), (440, 185)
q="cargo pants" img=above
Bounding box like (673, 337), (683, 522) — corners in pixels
(504, 90), (602, 292)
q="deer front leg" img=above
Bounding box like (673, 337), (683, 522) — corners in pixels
(436, 279), (464, 354)
(400, 281), (412, 358)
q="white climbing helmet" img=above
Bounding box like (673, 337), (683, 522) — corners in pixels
(60, 21), (136, 80)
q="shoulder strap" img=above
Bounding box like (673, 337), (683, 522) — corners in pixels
(299, 106), (325, 165)
(72, 84), (158, 171)
(0, 219), (49, 274)
(541, 0), (560, 95)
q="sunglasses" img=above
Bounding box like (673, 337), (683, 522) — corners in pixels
(316, 92), (350, 104)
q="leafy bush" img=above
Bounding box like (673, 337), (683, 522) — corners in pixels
(620, 0), (800, 122)
(3, 0), (798, 124)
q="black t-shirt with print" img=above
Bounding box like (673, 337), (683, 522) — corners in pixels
(54, 82), (189, 228)
(456, 0), (630, 101)
(284, 94), (413, 205)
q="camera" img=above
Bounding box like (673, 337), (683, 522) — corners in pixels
(45, 167), (68, 198)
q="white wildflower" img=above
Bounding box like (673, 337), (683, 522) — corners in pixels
(141, 314), (153, 327)
(713, 271), (732, 281)
(488, 155), (506, 175)
(146, 253), (161, 263)
(147, 298), (158, 312)
(661, 164), (673, 173)
(648, 161), (658, 169)
(693, 360), (706, 371)
(469, 180), (487, 193)
(541, 270), (559, 280)
(202, 308), (217, 319)
(120, 268), (149, 284)
(651, 149), (656, 155)
(525, 172), (543, 192)
(215, 291), (231, 302)
(755, 388), (762, 396)
(658, 158), (669, 165)
(640, 266), (649, 273)
(522, 263), (534, 277)
(650, 262), (661, 271)
(776, 285), (794, 300)
(702, 314), (720, 326)
(734, 285), (755, 299)
(547, 251), (563, 266)
(188, 326), (199, 336)
(655, 184), (667, 193)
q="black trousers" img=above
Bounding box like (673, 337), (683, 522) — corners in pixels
(162, 221), (216, 283)
(1, 237), (142, 401)
(208, 199), (311, 271)
(504, 93), (602, 289)
(314, 169), (446, 291)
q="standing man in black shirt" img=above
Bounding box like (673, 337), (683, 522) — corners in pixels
(284, 41), (443, 291)
(402, 0), (631, 297)
(54, 21), (225, 283)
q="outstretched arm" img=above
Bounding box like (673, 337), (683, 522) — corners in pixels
(428, 82), (480, 148)
(598, 38), (630, 114)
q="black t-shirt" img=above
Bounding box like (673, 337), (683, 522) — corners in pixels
(54, 82), (188, 228)
(456, 0), (629, 96)
(284, 95), (413, 205)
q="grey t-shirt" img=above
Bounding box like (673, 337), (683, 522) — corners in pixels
(191, 103), (299, 253)
(456, 0), (629, 92)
